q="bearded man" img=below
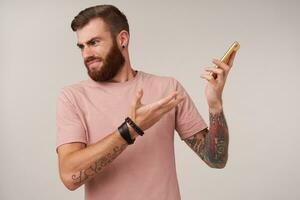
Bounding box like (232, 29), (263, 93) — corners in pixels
(56, 4), (235, 200)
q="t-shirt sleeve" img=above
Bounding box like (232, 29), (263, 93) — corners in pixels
(173, 78), (208, 140)
(56, 88), (87, 153)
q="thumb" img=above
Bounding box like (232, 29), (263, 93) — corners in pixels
(131, 89), (143, 120)
(136, 88), (143, 106)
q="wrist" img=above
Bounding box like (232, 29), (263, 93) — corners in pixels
(126, 122), (139, 139)
(209, 104), (223, 114)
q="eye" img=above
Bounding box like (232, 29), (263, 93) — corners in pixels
(91, 40), (99, 46)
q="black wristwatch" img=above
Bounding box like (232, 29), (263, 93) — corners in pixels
(118, 121), (135, 145)
(125, 117), (144, 136)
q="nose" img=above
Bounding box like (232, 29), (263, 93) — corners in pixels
(82, 46), (94, 60)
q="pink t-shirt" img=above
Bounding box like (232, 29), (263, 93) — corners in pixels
(56, 70), (208, 200)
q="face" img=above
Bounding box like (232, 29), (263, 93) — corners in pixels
(76, 18), (125, 82)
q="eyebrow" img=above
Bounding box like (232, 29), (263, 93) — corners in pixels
(76, 37), (102, 48)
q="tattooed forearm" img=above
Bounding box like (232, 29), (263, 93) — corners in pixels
(184, 111), (229, 168)
(206, 111), (229, 167)
(184, 132), (206, 161)
(71, 144), (127, 187)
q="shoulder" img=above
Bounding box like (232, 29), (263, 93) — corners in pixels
(58, 80), (89, 101)
(139, 70), (179, 87)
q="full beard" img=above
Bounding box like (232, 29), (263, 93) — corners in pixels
(85, 40), (125, 82)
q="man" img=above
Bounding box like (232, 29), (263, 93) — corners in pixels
(56, 4), (235, 200)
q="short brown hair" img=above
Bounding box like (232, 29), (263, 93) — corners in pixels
(71, 5), (129, 37)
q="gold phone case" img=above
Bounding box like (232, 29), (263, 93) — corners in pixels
(210, 41), (240, 78)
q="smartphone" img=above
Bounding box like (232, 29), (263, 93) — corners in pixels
(210, 41), (240, 79)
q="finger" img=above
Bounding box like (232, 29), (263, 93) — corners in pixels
(203, 71), (218, 79)
(136, 88), (143, 107)
(200, 74), (217, 84)
(131, 89), (143, 120)
(153, 91), (180, 109)
(131, 92), (139, 120)
(132, 89), (142, 107)
(228, 51), (237, 67)
(204, 67), (224, 75)
(204, 67), (225, 82)
(201, 71), (211, 76)
(160, 95), (186, 114)
(212, 59), (230, 72)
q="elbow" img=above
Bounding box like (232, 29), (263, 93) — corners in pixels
(211, 162), (226, 169)
(207, 157), (228, 169)
(206, 162), (226, 169)
(59, 171), (80, 191)
(65, 181), (78, 191)
(61, 175), (79, 191)
(214, 158), (228, 169)
(58, 160), (82, 191)
(208, 152), (228, 169)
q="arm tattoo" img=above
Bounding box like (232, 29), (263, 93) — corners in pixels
(184, 111), (229, 168)
(71, 143), (127, 186)
(207, 111), (228, 166)
(184, 131), (206, 161)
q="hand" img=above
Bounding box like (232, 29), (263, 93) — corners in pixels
(129, 89), (185, 134)
(200, 51), (236, 111)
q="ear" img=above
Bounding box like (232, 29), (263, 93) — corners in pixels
(116, 30), (130, 49)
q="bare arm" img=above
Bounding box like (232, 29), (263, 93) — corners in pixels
(184, 109), (229, 169)
(57, 126), (138, 191)
(57, 89), (185, 191)
(189, 44), (236, 168)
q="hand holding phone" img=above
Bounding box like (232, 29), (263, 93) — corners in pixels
(210, 41), (240, 79)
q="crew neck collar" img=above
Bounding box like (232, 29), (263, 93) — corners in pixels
(87, 70), (142, 88)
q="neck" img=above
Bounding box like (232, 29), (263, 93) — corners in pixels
(109, 61), (136, 83)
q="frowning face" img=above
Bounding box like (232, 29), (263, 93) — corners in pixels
(76, 18), (125, 82)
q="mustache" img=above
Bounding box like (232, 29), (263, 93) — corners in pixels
(84, 56), (102, 65)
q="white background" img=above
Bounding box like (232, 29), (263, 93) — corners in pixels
(1, 0), (299, 199)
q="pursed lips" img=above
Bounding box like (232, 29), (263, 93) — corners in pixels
(87, 59), (101, 67)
